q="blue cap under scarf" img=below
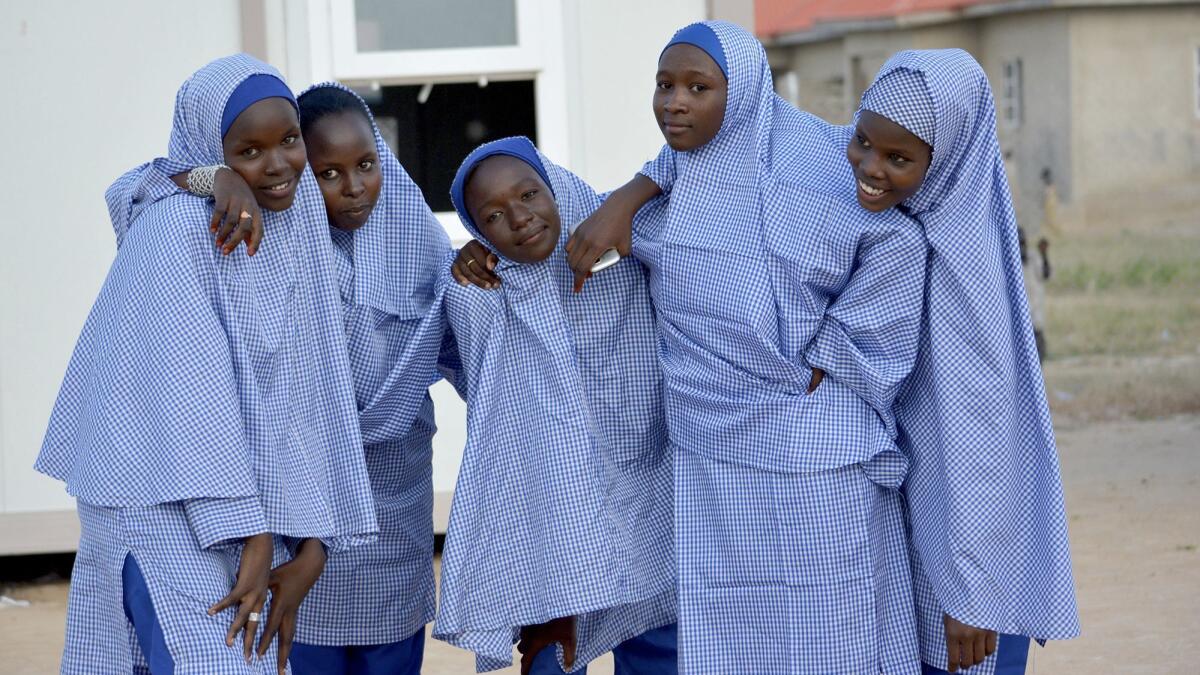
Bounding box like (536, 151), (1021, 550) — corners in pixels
(220, 73), (298, 137)
(662, 22), (728, 79)
(449, 136), (555, 245)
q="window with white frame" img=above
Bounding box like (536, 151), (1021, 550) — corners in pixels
(353, 0), (517, 52)
(1002, 58), (1023, 128)
(318, 0), (566, 241)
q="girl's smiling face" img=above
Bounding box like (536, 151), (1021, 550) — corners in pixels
(846, 109), (932, 212)
(221, 97), (307, 211)
(464, 155), (562, 264)
(654, 44), (727, 152)
(305, 110), (382, 231)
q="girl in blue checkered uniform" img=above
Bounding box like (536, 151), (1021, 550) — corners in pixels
(36, 55), (378, 674)
(108, 82), (455, 674)
(845, 50), (1080, 675)
(564, 21), (929, 674)
(434, 137), (677, 674)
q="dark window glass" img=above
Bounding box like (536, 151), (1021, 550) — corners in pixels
(361, 80), (537, 212)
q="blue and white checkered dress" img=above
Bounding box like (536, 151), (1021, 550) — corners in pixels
(106, 80), (454, 650)
(433, 138), (676, 672)
(37, 55), (376, 674)
(636, 22), (927, 673)
(859, 50), (1080, 672)
(291, 82), (451, 648)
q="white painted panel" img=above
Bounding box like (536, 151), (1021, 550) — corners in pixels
(0, 1), (243, 514)
(564, 0), (708, 191)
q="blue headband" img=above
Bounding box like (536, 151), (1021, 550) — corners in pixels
(450, 136), (555, 235)
(221, 74), (298, 138)
(663, 23), (728, 79)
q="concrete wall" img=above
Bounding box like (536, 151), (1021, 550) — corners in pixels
(771, 22), (980, 125)
(978, 9), (1072, 233)
(775, 38), (849, 122)
(1068, 4), (1200, 225)
(0, 1), (244, 532)
(708, 0), (755, 33)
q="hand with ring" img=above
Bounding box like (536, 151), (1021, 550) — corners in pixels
(257, 538), (327, 674)
(208, 533), (273, 662)
(451, 239), (501, 289)
(171, 166), (265, 256)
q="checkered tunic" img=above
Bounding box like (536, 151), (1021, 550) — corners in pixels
(635, 22), (928, 673)
(292, 83), (451, 647)
(37, 55), (376, 673)
(433, 138), (676, 672)
(860, 50), (1080, 672)
(105, 81), (453, 648)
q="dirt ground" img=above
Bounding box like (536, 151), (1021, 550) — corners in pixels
(2, 414), (1196, 674)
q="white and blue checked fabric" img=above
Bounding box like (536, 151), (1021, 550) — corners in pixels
(633, 21), (927, 673)
(104, 79), (452, 647)
(862, 68), (936, 146)
(40, 54), (377, 672)
(65, 502), (294, 674)
(433, 139), (675, 672)
(38, 53), (376, 548)
(860, 50), (1080, 669)
(292, 82), (451, 647)
(307, 82), (450, 321)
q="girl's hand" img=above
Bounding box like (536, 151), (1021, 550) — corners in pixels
(517, 615), (577, 675)
(807, 367), (825, 394)
(210, 168), (263, 256)
(208, 532), (273, 662)
(256, 538), (327, 674)
(565, 200), (634, 293)
(943, 613), (998, 672)
(451, 240), (501, 289)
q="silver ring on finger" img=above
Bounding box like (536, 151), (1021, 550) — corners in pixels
(247, 612), (261, 623)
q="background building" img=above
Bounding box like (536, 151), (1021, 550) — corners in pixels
(0, 0), (755, 554)
(757, 0), (1200, 232)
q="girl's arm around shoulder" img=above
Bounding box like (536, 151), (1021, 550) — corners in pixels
(803, 207), (927, 421)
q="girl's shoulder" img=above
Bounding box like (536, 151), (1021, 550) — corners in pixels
(119, 193), (221, 277)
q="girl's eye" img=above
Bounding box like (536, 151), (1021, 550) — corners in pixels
(690, 84), (707, 93)
(359, 160), (375, 171)
(889, 153), (909, 165)
(856, 135), (870, 148)
(485, 211), (502, 225)
(521, 190), (537, 201)
(656, 81), (671, 90)
(282, 135), (297, 145)
(242, 147), (260, 159)
(320, 169), (340, 180)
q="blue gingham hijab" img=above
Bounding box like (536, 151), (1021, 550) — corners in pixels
(861, 50), (1079, 639)
(435, 137), (674, 671)
(301, 82), (450, 319)
(38, 55), (377, 548)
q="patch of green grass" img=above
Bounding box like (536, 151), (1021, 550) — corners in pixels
(1042, 226), (1200, 360)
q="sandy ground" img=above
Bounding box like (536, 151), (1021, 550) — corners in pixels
(2, 414), (1197, 674)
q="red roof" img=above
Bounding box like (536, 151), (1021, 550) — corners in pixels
(756, 0), (1004, 39)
